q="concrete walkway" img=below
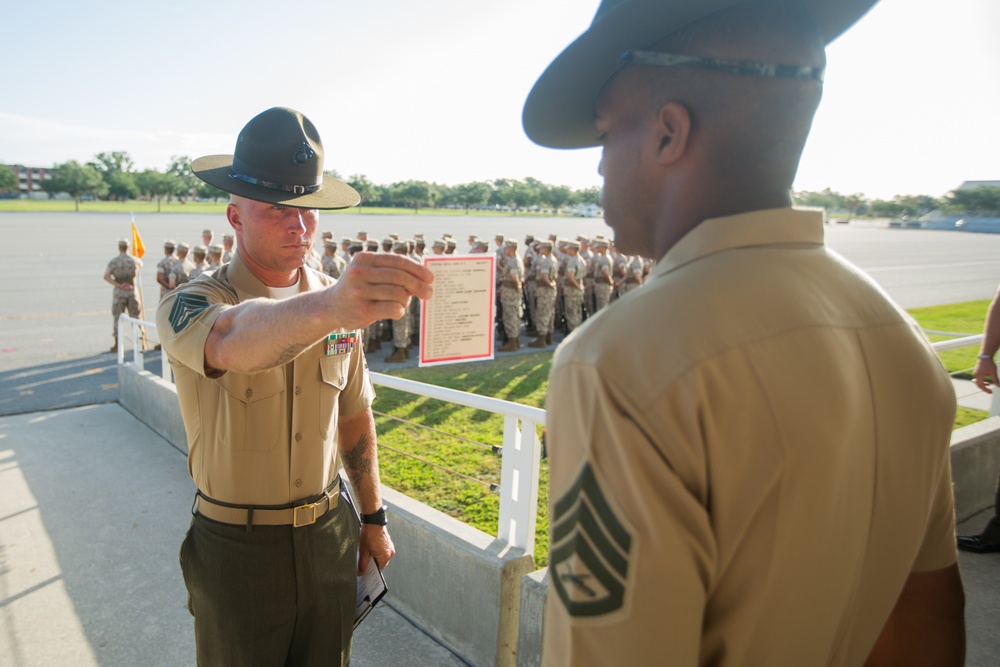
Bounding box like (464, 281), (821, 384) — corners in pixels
(0, 403), (467, 666)
(2, 399), (1000, 665)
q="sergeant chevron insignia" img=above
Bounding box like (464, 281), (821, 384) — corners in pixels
(168, 293), (210, 333)
(550, 462), (634, 617)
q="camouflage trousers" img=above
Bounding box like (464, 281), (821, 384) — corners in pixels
(524, 281), (537, 328)
(112, 293), (140, 338)
(620, 282), (641, 297)
(392, 312), (410, 349)
(534, 286), (557, 336)
(564, 289), (584, 332)
(594, 282), (613, 313)
(500, 286), (522, 340)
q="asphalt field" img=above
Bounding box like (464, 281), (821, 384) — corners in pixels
(2, 212), (1000, 416)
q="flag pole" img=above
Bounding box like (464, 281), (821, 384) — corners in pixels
(130, 213), (150, 351)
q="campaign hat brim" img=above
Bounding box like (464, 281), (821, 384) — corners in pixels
(192, 155), (360, 210)
(523, 0), (879, 149)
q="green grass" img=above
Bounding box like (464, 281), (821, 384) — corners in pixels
(374, 300), (992, 567)
(0, 199), (558, 216)
(373, 353), (552, 565)
(908, 299), (990, 375)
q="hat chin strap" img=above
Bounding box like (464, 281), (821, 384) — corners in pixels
(229, 171), (322, 196)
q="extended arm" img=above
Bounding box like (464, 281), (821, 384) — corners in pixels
(205, 252), (433, 373)
(864, 563), (965, 667)
(339, 407), (395, 574)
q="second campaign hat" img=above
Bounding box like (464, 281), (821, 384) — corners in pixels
(192, 107), (360, 209)
(522, 0), (879, 149)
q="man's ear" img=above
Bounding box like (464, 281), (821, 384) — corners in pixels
(226, 201), (241, 234)
(655, 101), (692, 164)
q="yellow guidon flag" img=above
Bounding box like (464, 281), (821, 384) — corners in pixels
(131, 215), (146, 259)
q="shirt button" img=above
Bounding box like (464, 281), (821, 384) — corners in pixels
(295, 479), (302, 487)
(295, 432), (302, 442)
(295, 386), (301, 395)
(245, 388), (253, 399)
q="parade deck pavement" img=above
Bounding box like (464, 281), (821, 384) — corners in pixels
(1, 388), (999, 665)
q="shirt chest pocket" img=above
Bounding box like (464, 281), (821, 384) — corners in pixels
(215, 368), (286, 451)
(318, 356), (349, 440)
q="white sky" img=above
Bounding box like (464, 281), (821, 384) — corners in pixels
(2, 0), (997, 200)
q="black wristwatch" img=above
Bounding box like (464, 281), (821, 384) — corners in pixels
(360, 506), (388, 526)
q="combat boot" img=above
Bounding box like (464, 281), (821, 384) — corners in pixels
(385, 347), (407, 363)
(498, 338), (519, 352)
(528, 336), (547, 348)
(545, 332), (553, 345)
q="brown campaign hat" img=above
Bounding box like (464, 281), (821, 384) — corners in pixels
(522, 0), (878, 148)
(192, 107), (360, 210)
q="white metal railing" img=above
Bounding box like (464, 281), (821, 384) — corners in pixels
(117, 315), (546, 552)
(116, 317), (1000, 549)
(929, 333), (1000, 417)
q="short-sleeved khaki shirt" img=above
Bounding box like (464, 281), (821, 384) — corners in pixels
(156, 252), (375, 506)
(543, 208), (958, 666)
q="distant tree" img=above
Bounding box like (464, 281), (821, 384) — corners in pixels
(197, 181), (230, 202)
(90, 151), (134, 174)
(542, 184), (572, 212)
(167, 156), (197, 202)
(395, 180), (438, 213)
(793, 188), (845, 211)
(0, 165), (17, 194)
(945, 186), (1000, 216)
(570, 186), (601, 207)
(509, 180), (540, 212)
(88, 151), (136, 201)
(869, 200), (906, 218)
(41, 161), (107, 211)
(104, 171), (139, 200)
(452, 181), (492, 212)
(135, 169), (179, 212)
(324, 168), (343, 180)
(348, 173), (377, 208)
(842, 193), (867, 216)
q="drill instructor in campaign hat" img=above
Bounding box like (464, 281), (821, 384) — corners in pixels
(524, 1), (964, 665)
(156, 106), (433, 665)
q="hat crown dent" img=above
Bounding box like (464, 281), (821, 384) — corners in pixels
(232, 107), (324, 188)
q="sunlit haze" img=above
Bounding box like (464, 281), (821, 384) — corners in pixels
(1, 0), (996, 200)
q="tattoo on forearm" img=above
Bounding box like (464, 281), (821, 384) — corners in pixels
(343, 433), (374, 491)
(273, 343), (306, 366)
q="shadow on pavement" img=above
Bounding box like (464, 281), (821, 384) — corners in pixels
(0, 353), (162, 417)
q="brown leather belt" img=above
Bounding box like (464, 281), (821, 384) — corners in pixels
(193, 478), (341, 529)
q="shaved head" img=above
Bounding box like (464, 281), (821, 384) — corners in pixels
(623, 2), (824, 192)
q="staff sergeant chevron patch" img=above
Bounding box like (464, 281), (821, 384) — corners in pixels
(550, 462), (634, 618)
(168, 293), (210, 333)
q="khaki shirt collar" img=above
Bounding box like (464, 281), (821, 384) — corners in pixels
(653, 207), (825, 280)
(227, 250), (325, 301)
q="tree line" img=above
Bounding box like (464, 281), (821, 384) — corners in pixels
(0, 152), (601, 214)
(3, 152), (998, 217)
(792, 186), (1000, 219)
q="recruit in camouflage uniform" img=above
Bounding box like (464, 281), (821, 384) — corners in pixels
(592, 240), (614, 313)
(385, 241), (411, 362)
(498, 240), (525, 351)
(530, 242), (558, 348)
(523, 237), (538, 335)
(562, 240), (587, 332)
(104, 239), (142, 351)
(169, 243), (194, 289)
(156, 240), (178, 299)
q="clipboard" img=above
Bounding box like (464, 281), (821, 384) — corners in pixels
(341, 481), (389, 628)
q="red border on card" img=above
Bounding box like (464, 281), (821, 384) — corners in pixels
(420, 255), (496, 366)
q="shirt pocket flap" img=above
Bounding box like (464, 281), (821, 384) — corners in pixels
(319, 355), (349, 391)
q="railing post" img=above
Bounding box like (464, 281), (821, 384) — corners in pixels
(991, 392), (1000, 418)
(116, 317), (125, 364)
(497, 415), (541, 552)
(161, 349), (171, 381)
(132, 320), (144, 371)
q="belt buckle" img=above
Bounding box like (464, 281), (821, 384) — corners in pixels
(293, 501), (319, 527)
